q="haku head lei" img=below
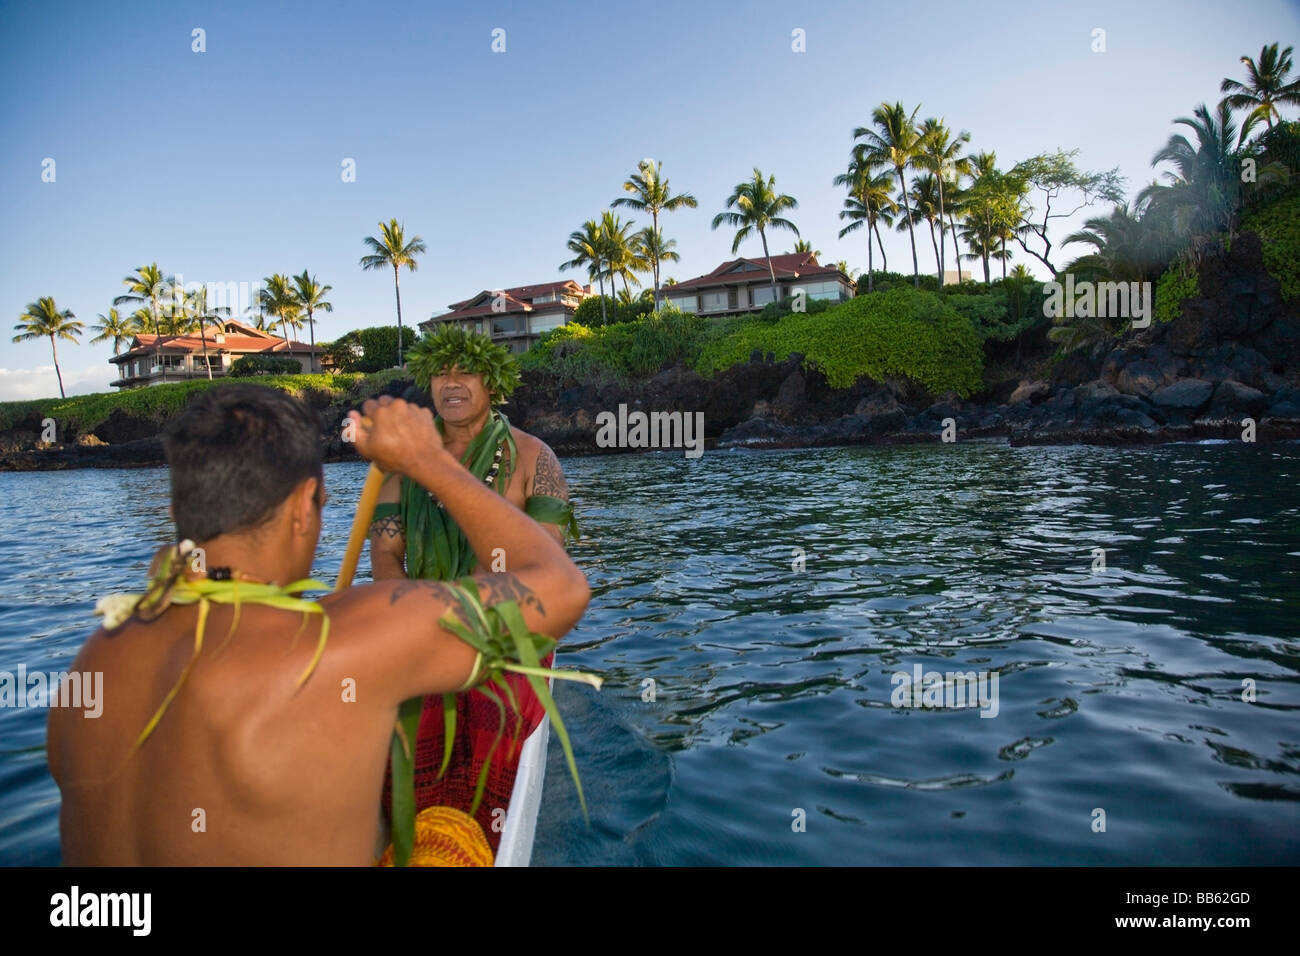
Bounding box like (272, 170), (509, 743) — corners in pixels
(405, 325), (523, 405)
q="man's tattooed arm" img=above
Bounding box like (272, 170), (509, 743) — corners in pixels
(530, 443), (569, 501)
(386, 573), (546, 618)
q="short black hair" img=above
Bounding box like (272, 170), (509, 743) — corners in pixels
(163, 384), (324, 542)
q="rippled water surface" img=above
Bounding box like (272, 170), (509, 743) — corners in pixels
(2, 442), (1298, 865)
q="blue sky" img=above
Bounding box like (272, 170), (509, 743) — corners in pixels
(2, 0), (1297, 399)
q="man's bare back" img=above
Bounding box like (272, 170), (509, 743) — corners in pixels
(47, 388), (589, 866)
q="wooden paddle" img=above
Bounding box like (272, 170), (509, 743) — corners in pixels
(336, 462), (386, 590)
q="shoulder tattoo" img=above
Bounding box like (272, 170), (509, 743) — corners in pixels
(531, 444), (569, 500)
(387, 573), (546, 619)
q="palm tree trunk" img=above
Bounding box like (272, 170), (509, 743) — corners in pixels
(866, 223), (874, 293)
(928, 220), (941, 284)
(760, 227), (777, 301)
(947, 209), (963, 282)
(936, 178), (947, 278)
(392, 265), (404, 367)
(200, 325), (213, 380)
(307, 308), (316, 373)
(873, 220), (889, 272)
(652, 210), (661, 311)
(49, 334), (66, 399)
(1001, 237), (1008, 280)
(898, 167), (919, 287)
(598, 269), (608, 325)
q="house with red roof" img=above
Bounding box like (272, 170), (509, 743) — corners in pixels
(662, 253), (854, 317)
(108, 320), (322, 389)
(419, 280), (591, 354)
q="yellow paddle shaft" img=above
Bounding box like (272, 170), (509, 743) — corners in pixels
(336, 462), (386, 590)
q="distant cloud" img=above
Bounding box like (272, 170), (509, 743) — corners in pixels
(0, 364), (115, 402)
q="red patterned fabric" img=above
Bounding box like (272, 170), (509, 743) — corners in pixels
(383, 653), (552, 853)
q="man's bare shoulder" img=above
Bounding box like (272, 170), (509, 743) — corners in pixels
(510, 427), (568, 498)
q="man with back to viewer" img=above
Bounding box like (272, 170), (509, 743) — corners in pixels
(46, 384), (590, 865)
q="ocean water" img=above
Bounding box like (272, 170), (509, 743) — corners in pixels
(1, 442), (1298, 865)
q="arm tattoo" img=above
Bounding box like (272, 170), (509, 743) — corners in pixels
(531, 444), (569, 500)
(387, 573), (545, 617)
(369, 514), (404, 540)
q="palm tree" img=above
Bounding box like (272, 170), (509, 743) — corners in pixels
(360, 219), (426, 366)
(633, 226), (680, 293)
(599, 211), (640, 298)
(835, 156), (897, 291)
(898, 173), (944, 282)
(961, 152), (1019, 283)
(259, 274), (302, 355)
(1139, 99), (1274, 238)
(854, 102), (923, 286)
(114, 263), (169, 380)
(612, 160), (697, 309)
(789, 238), (822, 257)
(89, 307), (140, 356)
(916, 118), (972, 282)
(186, 285), (231, 380)
(561, 219), (610, 325)
(13, 297), (83, 398)
(292, 270), (332, 372)
(1221, 43), (1300, 131)
(711, 168), (800, 301)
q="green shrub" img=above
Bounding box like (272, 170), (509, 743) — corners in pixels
(756, 296), (835, 322)
(1154, 260), (1201, 323)
(571, 295), (652, 328)
(1241, 187), (1300, 301)
(326, 326), (403, 372)
(521, 307), (708, 383)
(0, 375), (362, 438)
(229, 355), (303, 377)
(694, 285), (984, 396)
(856, 270), (942, 295)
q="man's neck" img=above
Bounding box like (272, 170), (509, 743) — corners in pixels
(191, 534), (300, 587)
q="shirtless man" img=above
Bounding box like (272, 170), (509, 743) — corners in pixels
(367, 328), (574, 848)
(46, 384), (589, 865)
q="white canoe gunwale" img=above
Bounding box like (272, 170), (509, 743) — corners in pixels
(493, 680), (552, 867)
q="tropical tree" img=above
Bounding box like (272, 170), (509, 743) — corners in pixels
(360, 219), (426, 366)
(561, 219), (610, 325)
(633, 226), (680, 293)
(598, 211), (640, 297)
(89, 307), (140, 356)
(1221, 43), (1300, 131)
(259, 274), (303, 355)
(711, 167), (800, 300)
(1062, 200), (1175, 283)
(185, 285), (231, 380)
(1139, 99), (1279, 239)
(611, 160), (697, 309)
(916, 118), (972, 281)
(1009, 149), (1124, 276)
(960, 153), (1023, 283)
(292, 270), (333, 372)
(854, 102), (922, 286)
(897, 173), (945, 282)
(834, 156), (897, 290)
(13, 297), (83, 399)
(114, 263), (169, 379)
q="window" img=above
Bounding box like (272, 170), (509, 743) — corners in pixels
(797, 280), (845, 301)
(700, 290), (728, 313)
(752, 285), (779, 307)
(667, 294), (697, 313)
(491, 316), (524, 336)
(194, 354), (221, 369)
(157, 355), (186, 370)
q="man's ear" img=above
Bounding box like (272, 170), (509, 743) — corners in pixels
(292, 476), (319, 532)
